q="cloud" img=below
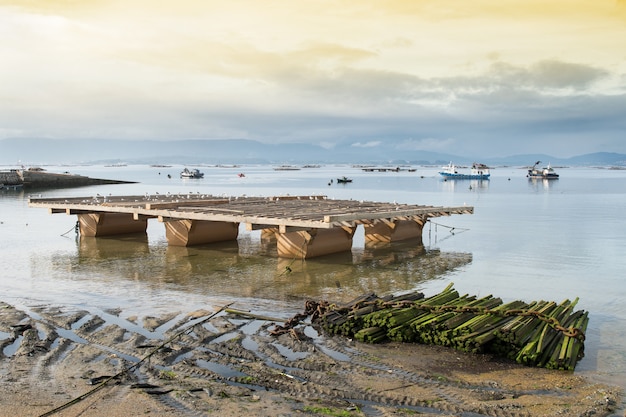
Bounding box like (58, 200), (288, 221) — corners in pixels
(1, 0), (625, 158)
(396, 138), (456, 151)
(486, 60), (609, 90)
(351, 141), (382, 148)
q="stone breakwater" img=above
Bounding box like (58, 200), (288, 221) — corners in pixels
(0, 169), (21, 185)
(0, 169), (135, 189)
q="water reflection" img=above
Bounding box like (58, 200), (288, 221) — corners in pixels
(79, 234), (150, 259)
(440, 179), (490, 192)
(60, 234), (474, 304)
(527, 177), (557, 191)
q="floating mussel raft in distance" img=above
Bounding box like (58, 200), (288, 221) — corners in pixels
(275, 284), (588, 371)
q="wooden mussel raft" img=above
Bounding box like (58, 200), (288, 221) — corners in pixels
(274, 284), (588, 371)
(28, 194), (473, 259)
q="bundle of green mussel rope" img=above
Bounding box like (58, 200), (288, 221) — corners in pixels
(316, 283), (588, 371)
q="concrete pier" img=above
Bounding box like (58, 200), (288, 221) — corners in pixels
(29, 194), (473, 259)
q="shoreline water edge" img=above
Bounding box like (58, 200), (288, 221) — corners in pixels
(0, 164), (624, 415)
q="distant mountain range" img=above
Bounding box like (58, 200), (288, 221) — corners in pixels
(1, 138), (625, 167)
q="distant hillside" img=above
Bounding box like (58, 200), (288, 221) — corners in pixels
(563, 152), (626, 166)
(0, 138), (461, 165)
(488, 152), (626, 167)
(1, 138), (625, 167)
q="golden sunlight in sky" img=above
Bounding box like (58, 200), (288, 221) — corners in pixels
(1, 0), (625, 154)
(5, 0), (622, 69)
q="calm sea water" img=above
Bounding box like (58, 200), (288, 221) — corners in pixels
(1, 164), (625, 391)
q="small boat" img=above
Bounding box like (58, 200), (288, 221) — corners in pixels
(336, 176), (352, 183)
(439, 162), (490, 180)
(527, 161), (559, 179)
(180, 168), (204, 179)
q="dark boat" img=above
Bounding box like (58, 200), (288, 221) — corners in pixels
(336, 176), (352, 184)
(527, 161), (559, 179)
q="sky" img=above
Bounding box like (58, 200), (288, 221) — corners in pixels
(1, 0), (625, 158)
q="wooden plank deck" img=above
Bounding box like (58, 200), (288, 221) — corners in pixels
(29, 194), (473, 232)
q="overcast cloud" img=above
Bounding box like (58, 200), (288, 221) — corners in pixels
(1, 0), (625, 158)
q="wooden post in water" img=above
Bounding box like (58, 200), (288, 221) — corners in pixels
(77, 213), (148, 237)
(162, 219), (240, 246)
(276, 227), (356, 259)
(363, 219), (424, 243)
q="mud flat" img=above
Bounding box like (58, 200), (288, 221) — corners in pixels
(0, 300), (621, 417)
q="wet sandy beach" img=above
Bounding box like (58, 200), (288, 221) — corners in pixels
(0, 300), (621, 417)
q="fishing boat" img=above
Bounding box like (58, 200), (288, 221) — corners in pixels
(336, 176), (353, 183)
(180, 168), (204, 179)
(439, 162), (490, 180)
(527, 161), (559, 179)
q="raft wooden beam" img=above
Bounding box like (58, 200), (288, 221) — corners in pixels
(29, 194), (473, 258)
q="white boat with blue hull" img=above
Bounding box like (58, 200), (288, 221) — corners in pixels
(439, 162), (490, 180)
